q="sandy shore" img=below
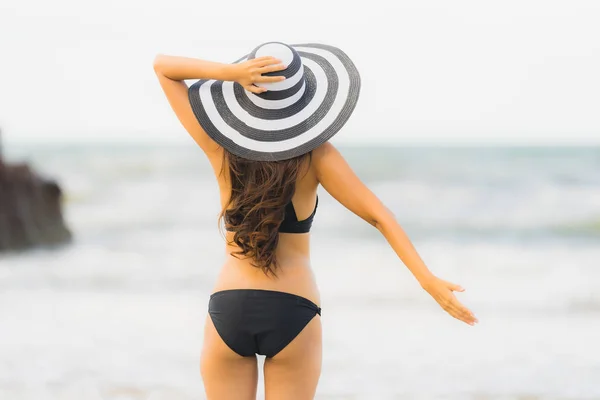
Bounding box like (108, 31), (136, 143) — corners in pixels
(1, 288), (598, 400)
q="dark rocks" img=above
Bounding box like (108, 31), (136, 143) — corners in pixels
(0, 133), (72, 252)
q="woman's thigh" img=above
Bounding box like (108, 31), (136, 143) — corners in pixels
(263, 316), (322, 400)
(200, 315), (258, 400)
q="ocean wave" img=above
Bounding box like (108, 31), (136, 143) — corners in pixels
(14, 143), (600, 243)
(317, 219), (600, 241)
(549, 219), (600, 236)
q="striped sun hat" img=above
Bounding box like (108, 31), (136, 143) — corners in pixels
(188, 42), (361, 161)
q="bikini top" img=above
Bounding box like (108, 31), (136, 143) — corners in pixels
(225, 196), (318, 234)
(279, 196), (319, 233)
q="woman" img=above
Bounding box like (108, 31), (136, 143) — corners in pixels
(153, 42), (477, 400)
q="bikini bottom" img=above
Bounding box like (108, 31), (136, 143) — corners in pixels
(208, 289), (321, 358)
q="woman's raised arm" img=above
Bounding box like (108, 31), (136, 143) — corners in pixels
(312, 142), (478, 326)
(152, 54), (286, 154)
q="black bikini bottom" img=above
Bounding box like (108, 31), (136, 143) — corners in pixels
(208, 289), (321, 358)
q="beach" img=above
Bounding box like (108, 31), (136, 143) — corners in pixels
(1, 143), (599, 399)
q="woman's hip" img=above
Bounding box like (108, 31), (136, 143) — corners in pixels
(212, 258), (321, 306)
(207, 288), (321, 358)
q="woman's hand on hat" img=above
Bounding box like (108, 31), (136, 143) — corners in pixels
(420, 275), (478, 326)
(230, 56), (287, 94)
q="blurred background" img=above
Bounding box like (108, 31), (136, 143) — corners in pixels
(1, 1), (599, 399)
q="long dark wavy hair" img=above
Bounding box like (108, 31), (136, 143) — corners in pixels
(219, 150), (312, 276)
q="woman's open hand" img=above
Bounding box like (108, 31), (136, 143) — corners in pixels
(421, 276), (478, 326)
(230, 56), (287, 94)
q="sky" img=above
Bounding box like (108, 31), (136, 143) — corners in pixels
(0, 0), (599, 145)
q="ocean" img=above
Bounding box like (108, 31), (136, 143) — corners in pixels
(1, 143), (599, 399)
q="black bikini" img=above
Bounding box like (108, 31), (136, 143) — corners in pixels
(278, 195), (318, 233)
(209, 289), (321, 358)
(224, 196), (318, 234)
(210, 197), (320, 358)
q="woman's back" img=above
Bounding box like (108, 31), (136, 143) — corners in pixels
(211, 146), (322, 306)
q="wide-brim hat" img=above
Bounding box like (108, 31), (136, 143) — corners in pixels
(188, 42), (361, 161)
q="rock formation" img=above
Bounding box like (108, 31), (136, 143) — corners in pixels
(0, 130), (72, 251)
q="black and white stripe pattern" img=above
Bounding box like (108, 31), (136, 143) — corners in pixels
(188, 43), (361, 161)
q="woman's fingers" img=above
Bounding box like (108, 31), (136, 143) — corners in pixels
(441, 293), (476, 325)
(449, 290), (478, 323)
(243, 75), (283, 94)
(449, 298), (477, 324)
(245, 84), (266, 94)
(258, 63), (287, 74)
(253, 56), (282, 67)
(427, 277), (477, 325)
(255, 75), (286, 83)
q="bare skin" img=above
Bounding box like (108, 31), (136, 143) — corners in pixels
(153, 53), (478, 400)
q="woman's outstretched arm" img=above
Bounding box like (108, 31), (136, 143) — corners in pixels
(312, 142), (478, 326)
(152, 54), (286, 154)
